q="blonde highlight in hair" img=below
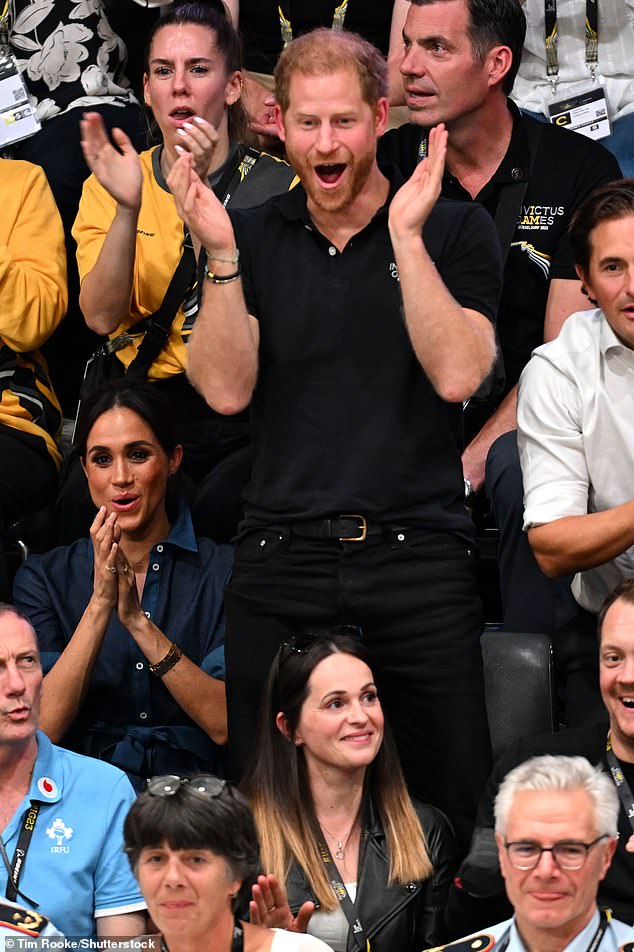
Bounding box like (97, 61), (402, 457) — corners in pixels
(274, 28), (388, 115)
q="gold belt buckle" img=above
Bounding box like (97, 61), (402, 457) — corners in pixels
(339, 514), (367, 542)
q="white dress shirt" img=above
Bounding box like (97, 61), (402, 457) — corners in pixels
(518, 308), (634, 613)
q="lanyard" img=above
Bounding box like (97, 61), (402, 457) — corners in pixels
(1, 801), (40, 907)
(543, 0), (599, 86)
(317, 837), (369, 952)
(495, 908), (610, 952)
(0, 0), (9, 47)
(606, 732), (634, 834)
(161, 917), (244, 951)
(278, 1), (349, 48)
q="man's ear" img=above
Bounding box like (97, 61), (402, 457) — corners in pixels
(495, 831), (508, 880)
(485, 44), (513, 90)
(275, 103), (286, 143)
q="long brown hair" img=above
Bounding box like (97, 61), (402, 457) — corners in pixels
(242, 630), (432, 910)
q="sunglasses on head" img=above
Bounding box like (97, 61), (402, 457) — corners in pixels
(146, 774), (230, 799)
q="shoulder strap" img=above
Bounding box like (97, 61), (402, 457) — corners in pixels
(122, 146), (262, 381)
(493, 120), (543, 268)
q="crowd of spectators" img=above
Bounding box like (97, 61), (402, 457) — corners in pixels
(1, 0), (634, 949)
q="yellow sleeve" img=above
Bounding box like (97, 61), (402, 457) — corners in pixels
(72, 169), (119, 286)
(0, 160), (67, 352)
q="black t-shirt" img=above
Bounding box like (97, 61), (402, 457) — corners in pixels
(230, 166), (502, 537)
(239, 0), (394, 73)
(379, 103), (621, 396)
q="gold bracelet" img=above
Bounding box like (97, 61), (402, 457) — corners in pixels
(149, 642), (182, 677)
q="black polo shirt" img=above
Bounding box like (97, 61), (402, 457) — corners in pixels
(379, 102), (621, 393)
(230, 165), (502, 537)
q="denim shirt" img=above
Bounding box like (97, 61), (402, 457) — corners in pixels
(13, 505), (233, 786)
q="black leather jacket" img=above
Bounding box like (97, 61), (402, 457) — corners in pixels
(285, 798), (455, 952)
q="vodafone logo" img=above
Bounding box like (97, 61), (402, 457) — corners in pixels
(37, 777), (58, 799)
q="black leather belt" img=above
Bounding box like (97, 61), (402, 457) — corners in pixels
(289, 515), (405, 543)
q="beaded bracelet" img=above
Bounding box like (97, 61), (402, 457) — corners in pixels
(204, 262), (242, 284)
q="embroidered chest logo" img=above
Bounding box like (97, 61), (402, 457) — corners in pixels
(46, 818), (74, 853)
(389, 261), (400, 281)
(517, 205), (565, 230)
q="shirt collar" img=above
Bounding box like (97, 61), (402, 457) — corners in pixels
(162, 502), (198, 553)
(510, 909), (601, 951)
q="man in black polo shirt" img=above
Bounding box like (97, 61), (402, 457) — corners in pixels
(379, 0), (621, 636)
(169, 27), (501, 852)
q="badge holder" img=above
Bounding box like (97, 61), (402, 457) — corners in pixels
(548, 86), (611, 142)
(0, 42), (40, 148)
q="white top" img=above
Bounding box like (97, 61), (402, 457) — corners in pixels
(517, 308), (634, 613)
(307, 883), (357, 952)
(271, 929), (335, 951)
(511, 0), (634, 122)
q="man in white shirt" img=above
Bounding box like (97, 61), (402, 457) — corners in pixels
(518, 179), (634, 722)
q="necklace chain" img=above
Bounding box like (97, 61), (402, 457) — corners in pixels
(318, 817), (357, 861)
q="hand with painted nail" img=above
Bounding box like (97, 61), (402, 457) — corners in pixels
(174, 115), (220, 182)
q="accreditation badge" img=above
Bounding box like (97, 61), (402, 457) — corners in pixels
(547, 86), (611, 141)
(0, 43), (40, 147)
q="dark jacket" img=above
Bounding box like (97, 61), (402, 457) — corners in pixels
(285, 797), (455, 952)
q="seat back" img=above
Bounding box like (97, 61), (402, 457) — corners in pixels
(481, 629), (557, 762)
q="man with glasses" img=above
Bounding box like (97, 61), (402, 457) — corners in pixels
(428, 755), (632, 950)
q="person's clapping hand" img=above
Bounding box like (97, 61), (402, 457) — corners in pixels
(250, 873), (315, 933)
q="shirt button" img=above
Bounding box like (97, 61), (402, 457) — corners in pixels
(156, 545), (164, 553)
(397, 533), (405, 542)
(328, 245), (336, 256)
(144, 611), (151, 618)
(136, 661), (144, 670)
(260, 539), (266, 547)
(152, 563), (160, 571)
(511, 167), (523, 180)
(139, 712), (148, 720)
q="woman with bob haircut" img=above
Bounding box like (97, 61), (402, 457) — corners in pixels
(13, 379), (232, 788)
(242, 628), (454, 951)
(124, 776), (335, 951)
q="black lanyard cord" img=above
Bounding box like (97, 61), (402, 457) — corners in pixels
(2, 800), (40, 908)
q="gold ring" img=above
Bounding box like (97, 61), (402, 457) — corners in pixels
(121, 564), (130, 574)
(106, 564), (117, 575)
(267, 906), (275, 913)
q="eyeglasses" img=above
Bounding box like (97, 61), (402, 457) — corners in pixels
(280, 625), (364, 657)
(504, 835), (610, 870)
(146, 775), (230, 799)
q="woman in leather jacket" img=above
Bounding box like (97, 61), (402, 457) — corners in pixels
(242, 628), (455, 952)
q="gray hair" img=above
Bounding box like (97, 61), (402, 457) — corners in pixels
(494, 755), (619, 838)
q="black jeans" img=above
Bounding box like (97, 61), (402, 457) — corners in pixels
(225, 525), (492, 857)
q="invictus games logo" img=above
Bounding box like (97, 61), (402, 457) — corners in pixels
(389, 261), (399, 281)
(518, 205), (565, 229)
(46, 817), (74, 853)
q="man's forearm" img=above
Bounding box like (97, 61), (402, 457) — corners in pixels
(462, 387), (518, 493)
(391, 233), (495, 402)
(187, 264), (259, 414)
(528, 500), (634, 577)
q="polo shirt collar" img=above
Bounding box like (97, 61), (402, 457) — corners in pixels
(29, 731), (63, 804)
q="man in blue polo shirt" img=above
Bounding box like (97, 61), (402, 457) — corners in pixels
(0, 604), (146, 938)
